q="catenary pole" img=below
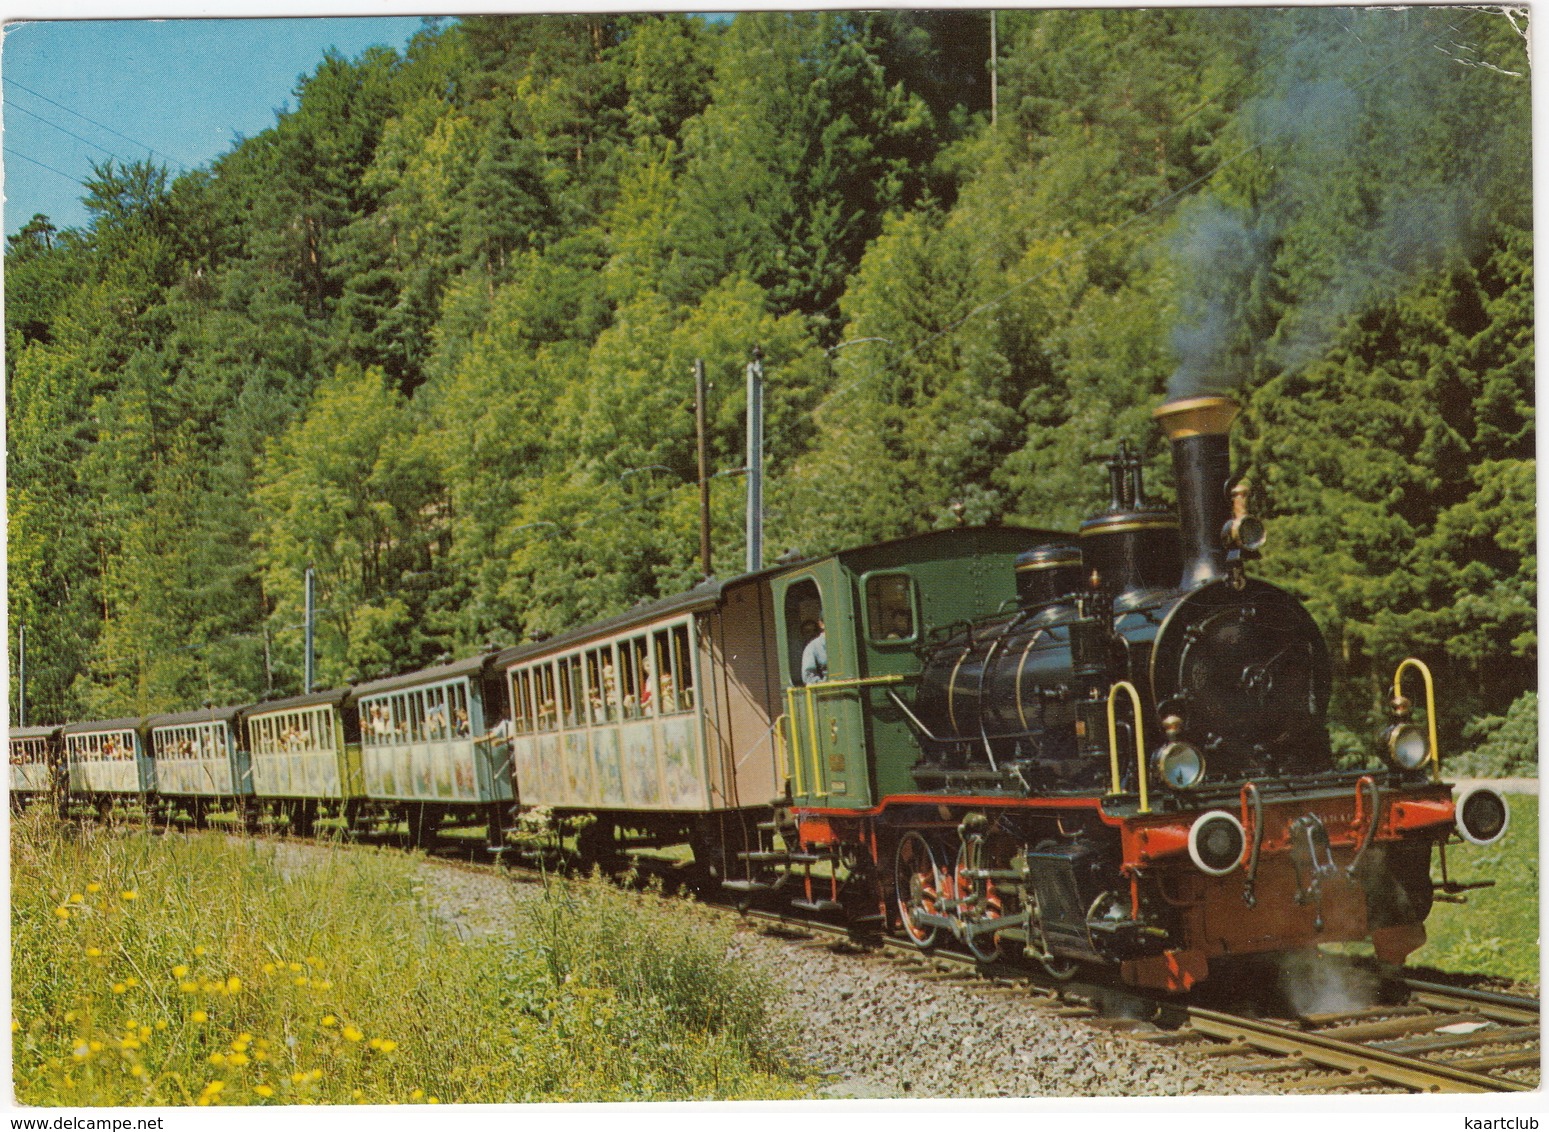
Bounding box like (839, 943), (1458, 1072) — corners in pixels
(745, 347), (764, 574)
(695, 359), (713, 579)
(304, 566), (316, 695)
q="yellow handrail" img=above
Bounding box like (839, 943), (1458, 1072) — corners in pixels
(1393, 657), (1441, 782)
(1106, 681), (1150, 813)
(785, 675), (906, 800)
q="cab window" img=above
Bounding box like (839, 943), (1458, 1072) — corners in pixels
(865, 573), (917, 644)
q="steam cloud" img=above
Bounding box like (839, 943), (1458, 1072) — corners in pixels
(1275, 948), (1381, 1017)
(1167, 7), (1522, 398)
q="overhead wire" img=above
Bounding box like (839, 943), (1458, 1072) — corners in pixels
(5, 100), (137, 165)
(3, 76), (191, 171)
(3, 147), (88, 186)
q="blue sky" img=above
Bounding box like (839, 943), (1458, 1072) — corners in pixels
(1, 16), (428, 235)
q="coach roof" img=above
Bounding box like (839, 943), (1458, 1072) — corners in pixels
(351, 652), (500, 700)
(62, 717), (146, 736)
(145, 704), (249, 730)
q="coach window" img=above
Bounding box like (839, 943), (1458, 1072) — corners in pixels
(450, 682), (470, 736)
(783, 579), (826, 686)
(865, 573), (918, 645)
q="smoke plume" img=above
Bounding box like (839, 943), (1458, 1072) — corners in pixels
(1167, 7), (1526, 398)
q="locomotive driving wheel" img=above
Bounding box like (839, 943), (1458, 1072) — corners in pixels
(954, 837), (1005, 963)
(895, 831), (944, 948)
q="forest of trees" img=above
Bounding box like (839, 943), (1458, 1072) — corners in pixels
(5, 9), (1533, 763)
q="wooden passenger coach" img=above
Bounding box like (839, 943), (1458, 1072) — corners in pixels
(146, 705), (254, 822)
(9, 725), (61, 810)
(498, 573), (784, 866)
(244, 689), (361, 834)
(352, 653), (513, 847)
(63, 718), (154, 799)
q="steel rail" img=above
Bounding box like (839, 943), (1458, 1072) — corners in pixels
(1186, 1006), (1534, 1093)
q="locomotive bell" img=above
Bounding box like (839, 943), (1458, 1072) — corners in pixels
(1153, 396), (1240, 589)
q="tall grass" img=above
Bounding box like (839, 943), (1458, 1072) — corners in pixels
(1409, 793), (1540, 987)
(10, 810), (810, 1105)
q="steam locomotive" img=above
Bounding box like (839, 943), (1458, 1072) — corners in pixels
(9, 395), (1510, 992)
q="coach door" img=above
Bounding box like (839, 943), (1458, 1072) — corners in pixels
(777, 565), (870, 809)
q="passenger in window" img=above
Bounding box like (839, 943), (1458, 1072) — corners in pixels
(885, 609), (913, 639)
(801, 617), (828, 684)
(659, 672), (677, 714)
(454, 708), (470, 737)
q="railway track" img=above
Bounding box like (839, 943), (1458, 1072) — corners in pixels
(740, 909), (1540, 1095)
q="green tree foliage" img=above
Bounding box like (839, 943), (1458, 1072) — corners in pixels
(6, 10), (1532, 759)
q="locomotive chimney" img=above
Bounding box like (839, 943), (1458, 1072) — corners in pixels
(1153, 395), (1239, 589)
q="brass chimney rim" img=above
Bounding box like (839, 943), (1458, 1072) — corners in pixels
(1153, 395), (1240, 440)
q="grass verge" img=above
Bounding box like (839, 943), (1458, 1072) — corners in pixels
(10, 809), (811, 1105)
(1408, 791), (1539, 988)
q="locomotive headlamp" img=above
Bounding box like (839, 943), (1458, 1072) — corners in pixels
(1152, 741), (1206, 790)
(1188, 810), (1246, 876)
(1454, 785), (1509, 846)
(1383, 722), (1431, 771)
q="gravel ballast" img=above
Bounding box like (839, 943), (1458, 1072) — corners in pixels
(373, 848), (1251, 1100)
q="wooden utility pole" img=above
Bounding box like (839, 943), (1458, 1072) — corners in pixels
(694, 359), (713, 579)
(991, 11), (999, 127)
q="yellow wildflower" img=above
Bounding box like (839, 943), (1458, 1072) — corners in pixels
(378, 1039), (398, 1053)
(253, 1050), (269, 1062)
(190, 1010), (208, 1023)
(203, 1080), (224, 1094)
(304, 956), (323, 968)
(193, 945), (206, 956)
(208, 1052), (226, 1067)
(290, 1072), (307, 1085)
(320, 1015), (337, 1028)
(124, 976), (139, 988)
(130, 1065), (146, 1078)
(64, 1011), (78, 1023)
(54, 906), (71, 920)
(88, 1041), (103, 1052)
(287, 962), (302, 973)
(85, 948), (102, 958)
(120, 890), (138, 901)
(111, 983), (127, 995)
(154, 1021), (168, 1031)
(180, 982), (199, 994)
(139, 1026), (152, 1040)
(69, 893), (84, 904)
(351, 1090), (364, 1102)
(122, 1039), (141, 1051)
(341, 1025), (363, 1042)
(313, 980), (333, 991)
(255, 1038), (272, 1050)
(196, 1098), (211, 1107)
(86, 883), (102, 894)
(367, 1037), (382, 1050)
(201, 980), (220, 994)
(428, 1097), (440, 1104)
(228, 1053), (249, 1068)
(309, 1069), (323, 1081)
(226, 976), (242, 994)
(254, 1085), (274, 1098)
(262, 962), (277, 975)
(293, 976), (309, 987)
(10, 1020), (18, 1033)
(237, 1031), (253, 1042)
(410, 1089), (424, 1100)
(172, 965), (189, 978)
